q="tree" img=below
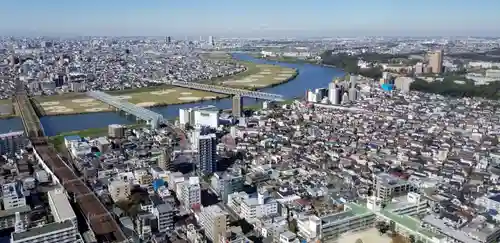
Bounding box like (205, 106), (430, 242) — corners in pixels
(409, 235), (416, 243)
(288, 219), (298, 233)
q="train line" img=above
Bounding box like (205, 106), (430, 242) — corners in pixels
(15, 80), (127, 242)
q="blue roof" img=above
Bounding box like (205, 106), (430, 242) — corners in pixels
(64, 135), (81, 141)
(152, 179), (165, 191)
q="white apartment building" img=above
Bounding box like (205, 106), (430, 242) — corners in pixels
(180, 177), (201, 210)
(11, 220), (81, 243)
(2, 182), (26, 210)
(197, 205), (229, 243)
(48, 187), (77, 226)
(153, 203), (174, 233)
(227, 189), (278, 220)
(108, 180), (132, 202)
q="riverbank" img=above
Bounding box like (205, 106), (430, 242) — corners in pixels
(33, 62), (296, 116)
(48, 123), (147, 148)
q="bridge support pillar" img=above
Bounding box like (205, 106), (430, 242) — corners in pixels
(232, 94), (243, 118)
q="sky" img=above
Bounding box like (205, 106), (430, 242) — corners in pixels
(0, 0), (499, 37)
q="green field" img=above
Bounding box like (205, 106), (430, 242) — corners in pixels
(35, 87), (226, 115)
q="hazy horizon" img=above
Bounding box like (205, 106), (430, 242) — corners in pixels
(1, 0), (499, 37)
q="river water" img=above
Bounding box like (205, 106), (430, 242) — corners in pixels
(0, 54), (343, 136)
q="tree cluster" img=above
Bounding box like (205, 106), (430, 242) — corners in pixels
(410, 77), (500, 99)
(319, 52), (386, 79)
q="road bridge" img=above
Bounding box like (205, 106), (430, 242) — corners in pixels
(170, 80), (285, 102)
(87, 91), (165, 129)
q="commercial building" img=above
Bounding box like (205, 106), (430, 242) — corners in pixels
(0, 131), (27, 156)
(0, 205), (30, 230)
(108, 124), (125, 138)
(428, 50), (443, 74)
(197, 204), (229, 243)
(197, 133), (217, 174)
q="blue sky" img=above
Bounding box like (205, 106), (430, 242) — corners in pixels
(0, 0), (499, 37)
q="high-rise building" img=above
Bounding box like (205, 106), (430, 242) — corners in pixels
(151, 199), (174, 233)
(232, 94), (243, 117)
(348, 87), (358, 101)
(165, 36), (172, 44)
(159, 147), (173, 171)
(0, 131), (27, 156)
(208, 36), (214, 46)
(198, 204), (229, 243)
(328, 83), (341, 105)
(197, 133), (217, 174)
(428, 50), (443, 74)
(349, 75), (357, 89)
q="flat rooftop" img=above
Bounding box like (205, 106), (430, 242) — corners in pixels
(48, 188), (76, 222)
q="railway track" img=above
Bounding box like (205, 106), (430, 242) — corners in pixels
(15, 81), (127, 242)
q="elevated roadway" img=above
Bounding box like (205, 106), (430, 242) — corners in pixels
(16, 83), (128, 242)
(170, 80), (285, 102)
(87, 90), (165, 129)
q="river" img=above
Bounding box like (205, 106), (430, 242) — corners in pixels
(0, 54), (343, 136)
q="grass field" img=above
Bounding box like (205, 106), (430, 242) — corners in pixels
(32, 56), (296, 116)
(35, 87), (226, 115)
(215, 62), (297, 89)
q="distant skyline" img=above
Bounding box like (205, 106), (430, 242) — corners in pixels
(1, 0), (499, 37)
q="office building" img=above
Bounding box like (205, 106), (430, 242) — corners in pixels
(197, 133), (217, 174)
(108, 124), (125, 138)
(198, 204), (229, 243)
(428, 50), (443, 74)
(211, 171), (244, 203)
(165, 36), (172, 44)
(109, 180), (132, 202)
(208, 36), (215, 46)
(414, 63), (425, 75)
(2, 182), (26, 210)
(158, 147), (173, 171)
(373, 173), (417, 203)
(180, 177), (201, 210)
(232, 94), (243, 117)
(0, 131), (27, 156)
